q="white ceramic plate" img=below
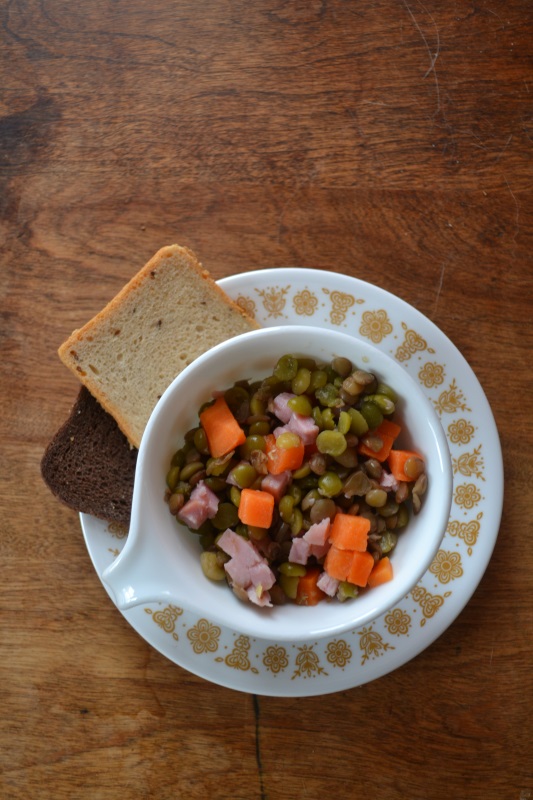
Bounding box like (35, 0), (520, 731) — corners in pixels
(81, 268), (503, 697)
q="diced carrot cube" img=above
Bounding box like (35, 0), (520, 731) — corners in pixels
(346, 550), (375, 587)
(329, 513), (370, 552)
(324, 545), (355, 581)
(265, 434), (304, 475)
(367, 556), (394, 588)
(200, 396), (246, 458)
(238, 488), (275, 529)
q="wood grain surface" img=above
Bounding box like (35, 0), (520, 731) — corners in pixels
(1, 1), (532, 798)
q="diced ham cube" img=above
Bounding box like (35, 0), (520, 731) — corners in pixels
(261, 470), (292, 503)
(287, 413), (319, 446)
(302, 518), (331, 546)
(268, 392), (296, 424)
(246, 585), (273, 607)
(380, 470), (399, 491)
(217, 529), (276, 607)
(288, 537), (311, 565)
(177, 481), (220, 530)
(316, 572), (340, 597)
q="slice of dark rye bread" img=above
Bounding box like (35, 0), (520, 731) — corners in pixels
(41, 387), (137, 527)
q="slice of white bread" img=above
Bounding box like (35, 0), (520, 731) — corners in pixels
(58, 244), (259, 448)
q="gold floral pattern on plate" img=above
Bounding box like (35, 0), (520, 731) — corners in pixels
(262, 645), (289, 675)
(235, 295), (257, 319)
(145, 604), (183, 641)
(429, 550), (464, 584)
(292, 644), (328, 680)
(452, 445), (485, 481)
(255, 285), (290, 318)
(448, 418), (476, 445)
(434, 379), (471, 415)
(217, 634), (259, 673)
(447, 513), (483, 556)
(325, 639), (353, 669)
(395, 322), (434, 361)
(359, 308), (393, 343)
(384, 608), (412, 637)
(322, 288), (363, 325)
(293, 288), (319, 317)
(418, 361), (446, 388)
(454, 482), (483, 511)
(187, 618), (221, 654)
(357, 625), (394, 664)
(410, 586), (452, 626)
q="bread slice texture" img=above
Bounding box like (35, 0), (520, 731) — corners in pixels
(41, 387), (137, 527)
(58, 245), (259, 448)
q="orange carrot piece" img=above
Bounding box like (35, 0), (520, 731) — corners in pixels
(237, 488), (275, 529)
(296, 567), (326, 606)
(367, 556), (394, 588)
(329, 513), (370, 552)
(324, 545), (355, 581)
(358, 419), (402, 462)
(387, 449), (424, 482)
(200, 396), (246, 458)
(265, 434), (304, 475)
(375, 419), (402, 440)
(346, 550), (375, 587)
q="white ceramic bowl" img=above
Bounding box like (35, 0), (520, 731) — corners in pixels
(102, 325), (452, 642)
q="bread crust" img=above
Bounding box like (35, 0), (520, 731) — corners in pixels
(58, 245), (259, 447)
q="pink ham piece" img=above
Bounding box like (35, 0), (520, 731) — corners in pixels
(268, 392), (296, 424)
(317, 572), (340, 597)
(287, 413), (319, 446)
(380, 470), (399, 491)
(261, 470), (292, 503)
(177, 481), (219, 530)
(217, 529), (276, 607)
(288, 536), (311, 565)
(304, 518), (331, 560)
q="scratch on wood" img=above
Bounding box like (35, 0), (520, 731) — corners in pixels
(400, 0), (441, 115)
(253, 695), (267, 800)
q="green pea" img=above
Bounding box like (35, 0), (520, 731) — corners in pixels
(170, 449), (187, 468)
(290, 508), (304, 536)
(288, 484), (302, 504)
(203, 476), (228, 492)
(249, 396), (266, 416)
(315, 383), (340, 408)
(249, 421), (271, 436)
(166, 466), (181, 491)
(316, 430), (347, 457)
(312, 406), (323, 428)
(279, 573), (300, 600)
(337, 581), (359, 601)
(240, 434), (266, 460)
(359, 401), (383, 430)
(291, 367), (312, 395)
(279, 494), (295, 523)
(229, 485), (241, 507)
(331, 357), (352, 377)
(380, 532), (398, 554)
(292, 462), (311, 480)
(288, 395), (313, 416)
(376, 382), (398, 403)
(348, 408), (369, 436)
(337, 410), (352, 435)
(230, 463), (258, 488)
(193, 427), (210, 455)
(206, 454), (233, 477)
(274, 354), (299, 381)
(200, 551), (226, 581)
(276, 431), (301, 449)
(318, 471), (344, 497)
(320, 408), (336, 430)
(212, 502), (240, 530)
(279, 562), (306, 577)
(309, 369), (328, 391)
(248, 525), (268, 541)
(365, 488), (388, 508)
(378, 500), (400, 518)
(366, 393), (395, 415)
(180, 461), (204, 482)
(396, 504), (410, 529)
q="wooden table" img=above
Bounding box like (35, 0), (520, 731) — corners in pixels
(2, 1), (532, 797)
